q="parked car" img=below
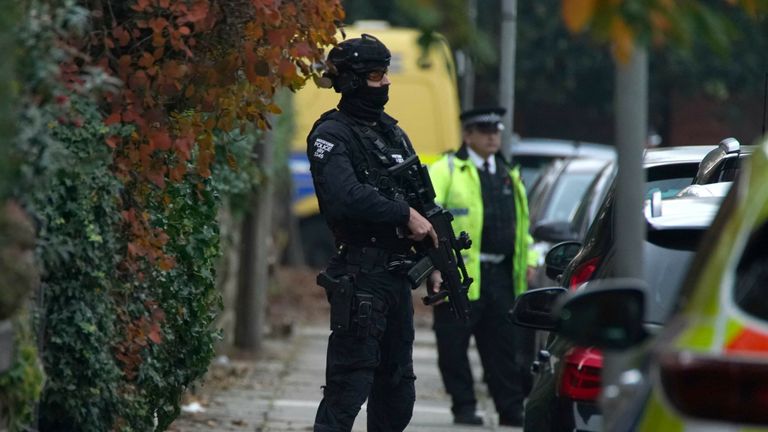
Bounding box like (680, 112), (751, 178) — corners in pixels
(527, 157), (614, 288)
(552, 136), (768, 431)
(552, 146), (715, 291)
(530, 146), (713, 289)
(511, 138), (615, 191)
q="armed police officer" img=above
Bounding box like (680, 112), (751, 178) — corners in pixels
(429, 107), (538, 426)
(307, 34), (440, 432)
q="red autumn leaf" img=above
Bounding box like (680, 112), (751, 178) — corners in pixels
(113, 26), (132, 47)
(158, 256), (175, 272)
(182, 1), (209, 23)
(267, 29), (288, 46)
(148, 324), (162, 344)
(169, 162), (187, 181)
(278, 59), (297, 78)
(127, 242), (140, 256)
(162, 60), (187, 79)
(105, 112), (122, 125)
(149, 131), (172, 151)
(132, 0), (151, 11)
(138, 52), (154, 68)
(178, 25), (191, 35)
(106, 136), (120, 148)
(149, 17), (168, 34)
(128, 70), (149, 90)
(292, 41), (313, 57)
(175, 136), (193, 160)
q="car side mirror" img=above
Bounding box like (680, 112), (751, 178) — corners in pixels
(532, 220), (578, 244)
(555, 279), (647, 350)
(510, 287), (568, 330)
(544, 241), (581, 281)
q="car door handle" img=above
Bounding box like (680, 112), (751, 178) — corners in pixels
(537, 350), (551, 361)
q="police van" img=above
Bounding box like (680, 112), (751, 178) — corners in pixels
(290, 21), (461, 266)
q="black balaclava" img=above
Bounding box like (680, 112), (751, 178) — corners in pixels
(338, 82), (389, 123)
(327, 34), (391, 123)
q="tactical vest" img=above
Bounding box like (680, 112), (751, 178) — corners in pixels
(310, 109), (415, 250)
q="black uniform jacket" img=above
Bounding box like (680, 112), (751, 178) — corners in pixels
(307, 109), (413, 249)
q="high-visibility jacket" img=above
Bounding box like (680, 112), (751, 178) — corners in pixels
(429, 149), (537, 299)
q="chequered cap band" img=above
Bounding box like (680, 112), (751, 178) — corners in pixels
(462, 113), (503, 125)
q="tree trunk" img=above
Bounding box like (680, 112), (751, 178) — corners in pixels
(234, 136), (275, 351)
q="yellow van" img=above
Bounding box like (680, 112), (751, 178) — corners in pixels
(289, 21), (461, 265)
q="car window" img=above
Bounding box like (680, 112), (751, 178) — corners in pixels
(718, 156), (742, 182)
(645, 178), (695, 200)
(643, 229), (703, 324)
(733, 223), (768, 321)
(542, 173), (595, 222)
(528, 159), (565, 222)
(644, 162), (699, 199)
(516, 155), (559, 191)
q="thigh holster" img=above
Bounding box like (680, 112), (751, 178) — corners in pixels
(317, 271), (387, 338)
(317, 272), (355, 332)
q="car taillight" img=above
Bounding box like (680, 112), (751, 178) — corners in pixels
(659, 350), (768, 424)
(559, 346), (603, 402)
(568, 257), (600, 290)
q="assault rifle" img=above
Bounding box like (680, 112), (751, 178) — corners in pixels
(386, 154), (473, 321)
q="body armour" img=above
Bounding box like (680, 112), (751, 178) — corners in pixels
(307, 109), (416, 252)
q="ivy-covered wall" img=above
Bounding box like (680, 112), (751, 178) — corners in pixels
(2, 0), (342, 430)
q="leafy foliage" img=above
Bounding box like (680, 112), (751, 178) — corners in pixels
(560, 0), (768, 62)
(10, 0), (343, 430)
(0, 314), (45, 432)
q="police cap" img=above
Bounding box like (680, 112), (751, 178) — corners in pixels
(460, 107), (506, 132)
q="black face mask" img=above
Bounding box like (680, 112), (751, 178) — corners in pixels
(338, 84), (389, 122)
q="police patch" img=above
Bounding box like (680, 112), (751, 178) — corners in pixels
(312, 138), (336, 160)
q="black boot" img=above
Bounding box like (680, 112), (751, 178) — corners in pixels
(453, 409), (483, 426)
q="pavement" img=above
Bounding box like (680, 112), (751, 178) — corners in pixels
(170, 325), (522, 432)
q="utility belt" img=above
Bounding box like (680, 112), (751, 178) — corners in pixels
(316, 244), (434, 337)
(339, 243), (433, 287)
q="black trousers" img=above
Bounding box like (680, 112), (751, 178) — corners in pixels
(314, 258), (416, 432)
(433, 259), (526, 421)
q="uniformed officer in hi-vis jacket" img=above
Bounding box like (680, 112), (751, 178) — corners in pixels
(306, 34), (441, 432)
(428, 107), (538, 426)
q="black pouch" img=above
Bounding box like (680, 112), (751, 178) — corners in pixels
(317, 272), (355, 332)
(405, 255), (434, 289)
(353, 293), (375, 338)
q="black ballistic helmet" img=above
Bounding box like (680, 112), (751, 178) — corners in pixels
(326, 34), (391, 93)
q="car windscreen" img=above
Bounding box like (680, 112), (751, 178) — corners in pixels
(645, 162), (699, 199)
(515, 155), (559, 191)
(643, 228), (704, 324)
(542, 172), (596, 222)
